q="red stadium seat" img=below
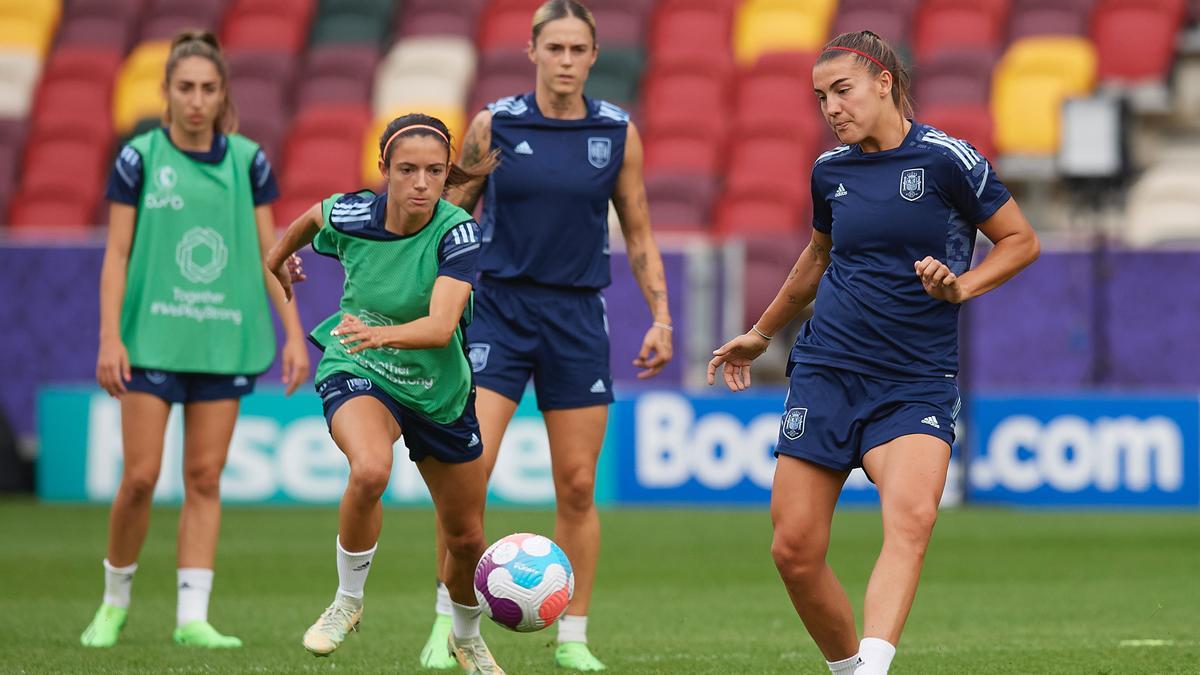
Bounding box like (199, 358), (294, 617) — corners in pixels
(913, 50), (997, 105)
(287, 106), (371, 150)
(231, 0), (317, 22)
(221, 10), (310, 54)
(396, 0), (482, 38)
(741, 233), (811, 326)
(469, 74), (531, 116)
(640, 71), (729, 136)
(1008, 0), (1093, 40)
(724, 136), (812, 201)
(714, 187), (805, 237)
(57, 15), (135, 51)
(831, 6), (911, 47)
(914, 2), (1006, 62)
(1092, 0), (1184, 83)
(733, 72), (830, 153)
(644, 172), (718, 232)
(650, 6), (732, 62)
(19, 133), (108, 209)
(643, 131), (720, 175)
(918, 102), (996, 160)
(9, 194), (96, 228)
(478, 2), (542, 53)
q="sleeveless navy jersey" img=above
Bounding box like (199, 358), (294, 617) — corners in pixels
(793, 122), (1012, 380)
(480, 92), (628, 289)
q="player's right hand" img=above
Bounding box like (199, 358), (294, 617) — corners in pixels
(96, 339), (131, 398)
(707, 333), (770, 392)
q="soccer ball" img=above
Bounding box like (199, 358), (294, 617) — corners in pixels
(474, 533), (574, 632)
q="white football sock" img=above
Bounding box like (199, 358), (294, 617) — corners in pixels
(828, 653), (862, 674)
(335, 536), (376, 605)
(102, 559), (137, 608)
(176, 568), (213, 626)
(557, 614), (588, 644)
(854, 637), (896, 675)
(435, 580), (452, 616)
(451, 601), (482, 639)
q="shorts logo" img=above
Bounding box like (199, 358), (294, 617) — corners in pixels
(900, 168), (925, 201)
(587, 137), (611, 168)
(782, 407), (808, 440)
(145, 370), (168, 385)
(347, 377), (373, 392)
(232, 376), (249, 387)
(468, 343), (490, 373)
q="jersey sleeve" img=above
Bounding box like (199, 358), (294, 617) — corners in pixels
(943, 146), (1011, 225)
(311, 193), (348, 258)
(810, 169), (833, 234)
(104, 144), (144, 205)
(249, 149), (280, 206)
(437, 220), (482, 284)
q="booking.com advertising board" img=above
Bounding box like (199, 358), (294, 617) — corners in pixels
(36, 389), (1200, 508)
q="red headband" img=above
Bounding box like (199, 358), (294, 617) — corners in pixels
(823, 46), (889, 73)
(381, 124), (451, 161)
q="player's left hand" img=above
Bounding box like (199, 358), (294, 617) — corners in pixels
(633, 323), (673, 379)
(280, 336), (310, 396)
(915, 256), (968, 303)
(286, 254), (306, 284)
(332, 313), (386, 355)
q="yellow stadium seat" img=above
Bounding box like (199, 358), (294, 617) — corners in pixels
(735, 5), (830, 65)
(991, 37), (1096, 155)
(362, 108), (467, 186)
(113, 42), (172, 134)
(0, 0), (61, 55)
(740, 0), (838, 24)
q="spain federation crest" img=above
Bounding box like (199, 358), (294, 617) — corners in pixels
(782, 407), (808, 441)
(587, 136), (611, 168)
(899, 167), (925, 201)
(468, 343), (490, 373)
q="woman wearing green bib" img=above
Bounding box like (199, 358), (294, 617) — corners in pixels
(265, 114), (504, 673)
(82, 31), (309, 649)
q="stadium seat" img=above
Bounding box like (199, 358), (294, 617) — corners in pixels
(236, 116), (283, 164)
(714, 186), (805, 237)
(650, 6), (733, 62)
(228, 51), (294, 86)
(140, 0), (227, 42)
(740, 232), (811, 326)
(1092, 0), (1184, 84)
(310, 10), (392, 48)
(0, 52), (42, 119)
(57, 15), (135, 51)
(643, 130), (720, 175)
(33, 80), (113, 149)
(914, 50), (997, 105)
(397, 0), (481, 39)
(734, 4), (830, 65)
(913, 0), (1007, 62)
(221, 8), (310, 54)
(919, 102), (996, 160)
(18, 132), (108, 212)
(112, 42), (172, 134)
(283, 136), (362, 199)
(724, 136), (812, 202)
(8, 191), (95, 228)
(644, 173), (718, 232)
(478, 5), (539, 53)
(734, 71), (830, 153)
(379, 37), (478, 91)
(591, 5), (644, 47)
(640, 71), (729, 140)
(0, 0), (61, 56)
(585, 47), (645, 105)
(296, 45), (379, 108)
(991, 37), (1096, 155)
(831, 5), (911, 47)
(1124, 164), (1200, 246)
(1008, 0), (1092, 40)
(373, 73), (469, 117)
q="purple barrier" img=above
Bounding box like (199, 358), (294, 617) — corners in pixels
(0, 243), (686, 436)
(966, 250), (1095, 388)
(1104, 252), (1200, 387)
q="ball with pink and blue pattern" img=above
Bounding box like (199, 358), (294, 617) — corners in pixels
(474, 533), (574, 632)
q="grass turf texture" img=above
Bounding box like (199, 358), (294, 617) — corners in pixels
(1, 501), (1197, 673)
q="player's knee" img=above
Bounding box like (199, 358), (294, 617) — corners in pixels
(119, 469), (159, 503)
(886, 501), (939, 550)
(183, 465), (222, 499)
(771, 530), (825, 582)
(555, 469), (595, 515)
(348, 460), (392, 501)
(443, 523), (485, 561)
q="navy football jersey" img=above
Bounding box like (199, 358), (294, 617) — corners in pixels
(479, 93), (628, 289)
(793, 122), (1012, 380)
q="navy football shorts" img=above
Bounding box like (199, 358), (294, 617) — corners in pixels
(466, 276), (614, 410)
(126, 367), (257, 404)
(776, 361), (960, 473)
(317, 371), (482, 464)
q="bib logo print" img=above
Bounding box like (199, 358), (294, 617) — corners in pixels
(176, 227), (229, 284)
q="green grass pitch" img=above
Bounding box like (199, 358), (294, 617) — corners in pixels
(1, 501), (1197, 673)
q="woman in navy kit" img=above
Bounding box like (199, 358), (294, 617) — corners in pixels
(418, 0), (673, 670)
(708, 32), (1039, 675)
